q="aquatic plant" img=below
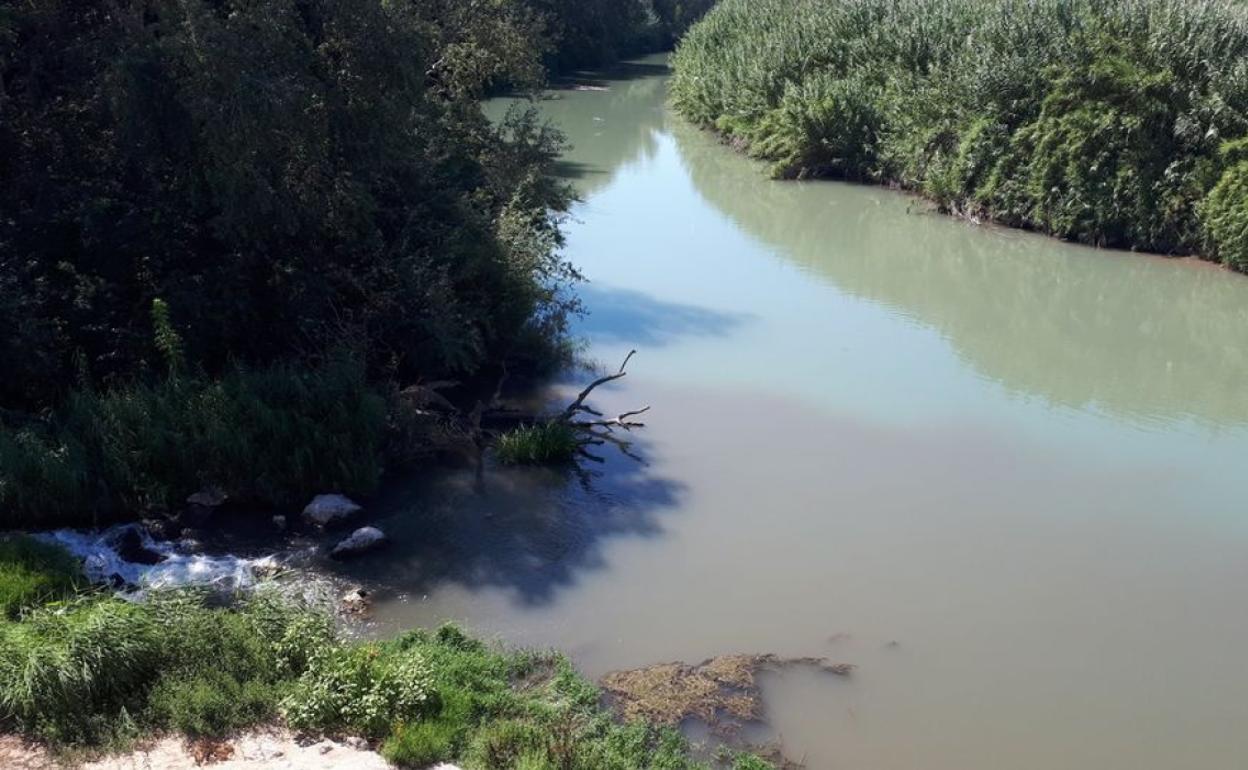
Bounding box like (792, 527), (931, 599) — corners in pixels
(496, 421), (582, 464)
(671, 0), (1248, 267)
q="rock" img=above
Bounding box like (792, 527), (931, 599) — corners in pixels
(141, 517), (178, 541)
(343, 736), (369, 751)
(110, 526), (164, 565)
(186, 486), (228, 508)
(341, 587), (371, 614)
(272, 514), (287, 531)
(251, 557), (283, 580)
(182, 487), (227, 527)
(317, 742), (333, 755)
(180, 503), (215, 528)
(330, 527), (387, 559)
(302, 494), (363, 528)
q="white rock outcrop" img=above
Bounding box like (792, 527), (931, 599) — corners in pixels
(330, 527), (387, 559)
(302, 494), (363, 528)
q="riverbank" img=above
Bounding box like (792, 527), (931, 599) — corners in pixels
(0, 534), (775, 769)
(670, 0), (1248, 271)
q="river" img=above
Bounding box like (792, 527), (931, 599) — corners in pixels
(338, 55), (1248, 769)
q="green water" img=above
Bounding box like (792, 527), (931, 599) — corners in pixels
(348, 56), (1248, 769)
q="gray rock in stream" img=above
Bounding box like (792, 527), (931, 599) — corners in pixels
(302, 494), (363, 528)
(330, 527), (387, 559)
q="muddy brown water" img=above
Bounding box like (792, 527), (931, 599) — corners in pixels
(337, 55), (1248, 769)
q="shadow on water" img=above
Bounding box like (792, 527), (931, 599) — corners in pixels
(552, 59), (671, 90)
(575, 283), (751, 346)
(327, 437), (684, 607)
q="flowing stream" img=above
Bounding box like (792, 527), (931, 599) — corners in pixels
(335, 55), (1248, 769)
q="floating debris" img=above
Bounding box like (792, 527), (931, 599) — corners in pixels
(600, 653), (853, 732)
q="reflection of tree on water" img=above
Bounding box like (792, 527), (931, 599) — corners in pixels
(534, 57), (670, 198)
(671, 118), (1248, 427)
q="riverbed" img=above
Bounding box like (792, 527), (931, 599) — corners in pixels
(337, 55), (1248, 769)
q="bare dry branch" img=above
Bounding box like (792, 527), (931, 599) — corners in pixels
(562, 350), (637, 420)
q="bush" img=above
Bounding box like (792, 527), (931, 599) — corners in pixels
(671, 0), (1248, 266)
(281, 644), (435, 738)
(0, 535), (84, 618)
(495, 421), (580, 465)
(1201, 141), (1248, 271)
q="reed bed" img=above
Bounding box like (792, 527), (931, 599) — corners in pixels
(671, 0), (1248, 268)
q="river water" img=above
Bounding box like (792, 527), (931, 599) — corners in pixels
(342, 55), (1248, 769)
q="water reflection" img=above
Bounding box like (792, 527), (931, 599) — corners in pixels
(670, 119), (1248, 427)
(528, 60), (669, 198)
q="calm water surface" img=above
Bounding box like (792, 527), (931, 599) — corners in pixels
(343, 56), (1248, 769)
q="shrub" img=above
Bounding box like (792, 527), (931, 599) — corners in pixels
(0, 535), (84, 618)
(671, 0), (1248, 266)
(1201, 144), (1248, 272)
(495, 421), (580, 465)
(281, 644), (435, 737)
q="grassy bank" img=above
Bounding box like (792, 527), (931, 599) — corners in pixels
(0, 536), (770, 769)
(671, 0), (1248, 269)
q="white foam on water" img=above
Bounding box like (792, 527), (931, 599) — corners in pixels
(35, 524), (282, 595)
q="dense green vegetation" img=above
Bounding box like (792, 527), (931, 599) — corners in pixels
(0, 0), (716, 527)
(671, 0), (1248, 269)
(0, 535), (85, 619)
(0, 540), (769, 768)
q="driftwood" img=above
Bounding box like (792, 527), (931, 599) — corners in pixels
(559, 350), (649, 463)
(465, 350), (650, 465)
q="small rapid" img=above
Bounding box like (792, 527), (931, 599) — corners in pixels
(36, 524), (284, 596)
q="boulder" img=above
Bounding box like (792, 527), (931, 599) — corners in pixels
(341, 587), (371, 615)
(302, 494), (363, 528)
(272, 514), (288, 531)
(111, 526), (165, 565)
(330, 527), (387, 559)
(186, 487), (228, 508)
(141, 517), (179, 541)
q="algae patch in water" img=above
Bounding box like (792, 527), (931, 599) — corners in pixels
(601, 654), (853, 730)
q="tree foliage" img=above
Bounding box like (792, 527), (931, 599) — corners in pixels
(0, 0), (573, 410)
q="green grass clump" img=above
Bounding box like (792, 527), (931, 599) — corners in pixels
(0, 535), (84, 618)
(495, 420), (580, 465)
(0, 355), (386, 528)
(671, 0), (1248, 268)
(0, 588), (328, 743)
